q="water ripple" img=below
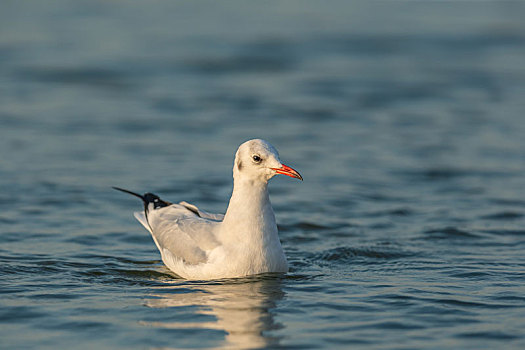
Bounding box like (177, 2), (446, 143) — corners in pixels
(423, 227), (482, 240)
(313, 246), (416, 264)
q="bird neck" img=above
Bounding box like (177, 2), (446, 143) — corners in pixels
(221, 178), (277, 243)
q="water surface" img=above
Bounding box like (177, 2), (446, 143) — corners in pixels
(1, 1), (525, 349)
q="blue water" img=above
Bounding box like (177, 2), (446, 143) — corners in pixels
(1, 1), (525, 349)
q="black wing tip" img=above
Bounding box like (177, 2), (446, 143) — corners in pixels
(112, 186), (171, 210)
(112, 186), (145, 200)
(143, 193), (172, 209)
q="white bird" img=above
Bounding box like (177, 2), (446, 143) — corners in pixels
(114, 139), (302, 280)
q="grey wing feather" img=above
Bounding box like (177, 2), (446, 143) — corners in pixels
(137, 204), (222, 265)
(179, 201), (225, 221)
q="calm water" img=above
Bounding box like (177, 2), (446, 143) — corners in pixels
(1, 1), (525, 349)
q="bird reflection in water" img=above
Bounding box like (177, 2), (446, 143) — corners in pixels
(141, 273), (286, 349)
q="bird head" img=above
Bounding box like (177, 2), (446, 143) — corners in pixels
(233, 139), (302, 183)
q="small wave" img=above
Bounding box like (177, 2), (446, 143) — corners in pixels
(431, 298), (514, 309)
(313, 246), (414, 264)
(0, 306), (46, 323)
(456, 331), (519, 340)
(489, 198), (525, 207)
(423, 227), (481, 240)
(361, 207), (415, 218)
(16, 66), (131, 90)
(184, 54), (294, 74)
(373, 321), (425, 330)
(398, 168), (508, 182)
(449, 271), (493, 279)
(480, 229), (525, 236)
(279, 221), (348, 232)
(79, 267), (177, 287)
(113, 268), (176, 280)
(279, 221), (353, 242)
(285, 235), (320, 244)
(480, 211), (524, 220)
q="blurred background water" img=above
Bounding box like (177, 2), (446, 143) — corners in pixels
(1, 1), (525, 349)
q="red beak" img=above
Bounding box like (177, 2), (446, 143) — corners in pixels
(271, 164), (303, 181)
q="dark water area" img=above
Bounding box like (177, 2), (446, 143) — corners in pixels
(1, 1), (525, 349)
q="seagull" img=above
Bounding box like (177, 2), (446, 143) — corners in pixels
(114, 139), (302, 280)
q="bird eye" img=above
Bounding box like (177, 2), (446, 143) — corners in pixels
(252, 155), (262, 163)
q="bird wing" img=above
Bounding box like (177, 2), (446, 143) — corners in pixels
(135, 203), (222, 265)
(178, 201), (225, 221)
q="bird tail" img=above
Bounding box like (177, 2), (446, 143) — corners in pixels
(133, 211), (152, 233)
